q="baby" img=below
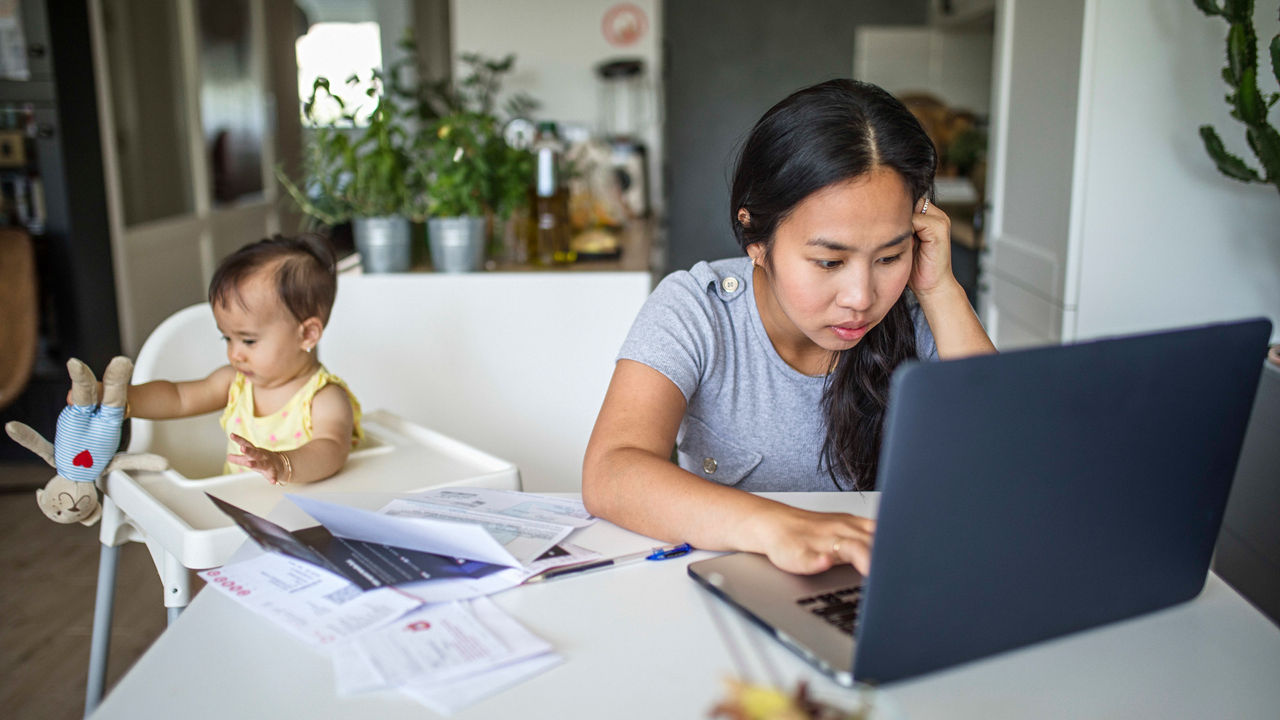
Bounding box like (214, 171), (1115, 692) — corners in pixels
(126, 234), (362, 484)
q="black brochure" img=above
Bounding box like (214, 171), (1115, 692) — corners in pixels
(206, 493), (508, 591)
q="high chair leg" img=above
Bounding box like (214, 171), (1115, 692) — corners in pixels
(85, 543), (119, 717)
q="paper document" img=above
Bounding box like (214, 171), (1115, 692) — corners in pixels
(198, 553), (423, 646)
(287, 494), (525, 566)
(209, 493), (506, 590)
(332, 596), (561, 714)
(380, 498), (572, 566)
(336, 597), (553, 690)
(400, 653), (563, 716)
(412, 487), (596, 528)
(393, 542), (602, 604)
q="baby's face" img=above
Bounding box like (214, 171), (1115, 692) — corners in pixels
(213, 271), (312, 389)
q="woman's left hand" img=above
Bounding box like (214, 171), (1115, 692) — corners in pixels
(909, 197), (955, 297)
(227, 433), (290, 485)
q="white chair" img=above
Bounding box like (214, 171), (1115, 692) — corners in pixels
(86, 303), (523, 713)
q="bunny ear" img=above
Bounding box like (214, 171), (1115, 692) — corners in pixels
(4, 421), (55, 468)
(101, 356), (133, 408)
(67, 358), (99, 407)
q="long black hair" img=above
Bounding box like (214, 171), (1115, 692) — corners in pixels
(729, 79), (936, 490)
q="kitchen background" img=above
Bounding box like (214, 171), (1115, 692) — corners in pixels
(1, 2), (1278, 716)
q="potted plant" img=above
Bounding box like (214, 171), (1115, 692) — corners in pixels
(403, 54), (537, 272)
(277, 71), (420, 273)
(1193, 0), (1280, 368)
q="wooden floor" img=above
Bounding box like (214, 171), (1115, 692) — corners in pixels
(0, 460), (168, 719)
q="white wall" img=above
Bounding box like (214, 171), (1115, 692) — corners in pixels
(451, 0), (663, 213)
(853, 26), (994, 115)
(1071, 0), (1280, 342)
(321, 272), (653, 492)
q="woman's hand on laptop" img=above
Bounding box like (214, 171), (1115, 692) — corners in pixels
(754, 505), (875, 576)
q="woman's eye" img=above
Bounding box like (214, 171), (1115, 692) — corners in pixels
(877, 253), (904, 265)
(243, 340), (256, 346)
(814, 259), (843, 270)
(219, 336), (229, 343)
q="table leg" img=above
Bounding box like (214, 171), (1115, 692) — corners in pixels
(84, 543), (119, 716)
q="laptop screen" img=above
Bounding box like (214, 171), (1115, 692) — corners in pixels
(852, 318), (1271, 683)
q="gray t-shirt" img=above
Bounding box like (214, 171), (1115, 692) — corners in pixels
(618, 256), (938, 492)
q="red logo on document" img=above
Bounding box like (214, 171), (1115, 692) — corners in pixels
(406, 621), (432, 632)
(602, 3), (648, 47)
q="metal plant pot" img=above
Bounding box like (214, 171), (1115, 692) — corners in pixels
(352, 216), (412, 273)
(427, 216), (486, 273)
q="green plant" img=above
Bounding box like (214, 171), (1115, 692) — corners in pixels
(400, 52), (538, 220)
(1194, 0), (1280, 195)
(413, 112), (534, 219)
(402, 52), (539, 124)
(277, 71), (419, 226)
(946, 127), (987, 178)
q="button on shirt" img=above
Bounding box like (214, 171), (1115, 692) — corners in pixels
(617, 256), (938, 491)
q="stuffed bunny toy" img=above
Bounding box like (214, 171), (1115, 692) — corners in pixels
(5, 356), (167, 525)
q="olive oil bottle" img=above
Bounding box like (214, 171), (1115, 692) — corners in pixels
(530, 122), (574, 265)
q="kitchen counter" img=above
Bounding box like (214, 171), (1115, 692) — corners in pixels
(340, 219), (658, 276)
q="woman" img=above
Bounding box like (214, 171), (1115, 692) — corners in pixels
(582, 79), (995, 576)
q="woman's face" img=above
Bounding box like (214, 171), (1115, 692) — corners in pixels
(747, 167), (915, 373)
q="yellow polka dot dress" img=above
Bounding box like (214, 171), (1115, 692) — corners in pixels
(218, 366), (363, 474)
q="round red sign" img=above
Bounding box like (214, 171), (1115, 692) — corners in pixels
(602, 3), (648, 47)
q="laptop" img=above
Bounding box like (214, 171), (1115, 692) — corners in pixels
(688, 318), (1272, 686)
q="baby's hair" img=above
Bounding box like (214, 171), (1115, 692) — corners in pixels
(208, 233), (338, 325)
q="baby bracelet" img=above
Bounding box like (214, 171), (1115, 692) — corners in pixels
(277, 451), (293, 486)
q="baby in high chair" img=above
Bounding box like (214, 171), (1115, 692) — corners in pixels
(125, 234), (363, 484)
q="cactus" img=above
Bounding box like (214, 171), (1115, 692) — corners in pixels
(1194, 0), (1280, 195)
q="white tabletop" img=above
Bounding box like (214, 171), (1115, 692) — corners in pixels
(91, 492), (1280, 719)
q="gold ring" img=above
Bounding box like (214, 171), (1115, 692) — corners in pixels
(832, 540), (841, 555)
(920, 198), (930, 214)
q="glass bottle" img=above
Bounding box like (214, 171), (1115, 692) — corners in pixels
(530, 122), (574, 265)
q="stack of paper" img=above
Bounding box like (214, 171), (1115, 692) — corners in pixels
(288, 487), (595, 568)
(200, 552), (426, 646)
(334, 597), (562, 715)
(198, 488), (598, 714)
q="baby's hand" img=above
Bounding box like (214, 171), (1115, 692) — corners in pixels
(227, 433), (291, 485)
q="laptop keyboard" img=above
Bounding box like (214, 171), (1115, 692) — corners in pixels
(796, 585), (862, 635)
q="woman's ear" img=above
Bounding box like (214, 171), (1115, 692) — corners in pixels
(746, 242), (765, 267)
(299, 317), (324, 352)
(737, 208), (751, 227)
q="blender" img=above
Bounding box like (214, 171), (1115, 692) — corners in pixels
(596, 58), (651, 219)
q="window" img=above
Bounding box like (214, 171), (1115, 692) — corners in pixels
(295, 21), (384, 127)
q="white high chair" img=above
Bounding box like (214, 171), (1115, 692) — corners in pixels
(86, 303), (521, 713)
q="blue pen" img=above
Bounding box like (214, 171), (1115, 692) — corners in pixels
(527, 543), (694, 583)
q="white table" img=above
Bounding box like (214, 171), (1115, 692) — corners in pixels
(90, 492), (1280, 719)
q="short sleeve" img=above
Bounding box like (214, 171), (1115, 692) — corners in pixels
(911, 304), (939, 361)
(616, 269), (719, 401)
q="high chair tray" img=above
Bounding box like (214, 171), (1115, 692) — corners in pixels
(99, 410), (521, 569)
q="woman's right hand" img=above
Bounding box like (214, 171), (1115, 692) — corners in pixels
(754, 505), (876, 576)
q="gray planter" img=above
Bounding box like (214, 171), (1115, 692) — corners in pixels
(427, 216), (486, 273)
(352, 216), (412, 273)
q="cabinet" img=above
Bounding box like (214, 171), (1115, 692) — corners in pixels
(979, 0), (1280, 350)
(0, 0), (119, 453)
